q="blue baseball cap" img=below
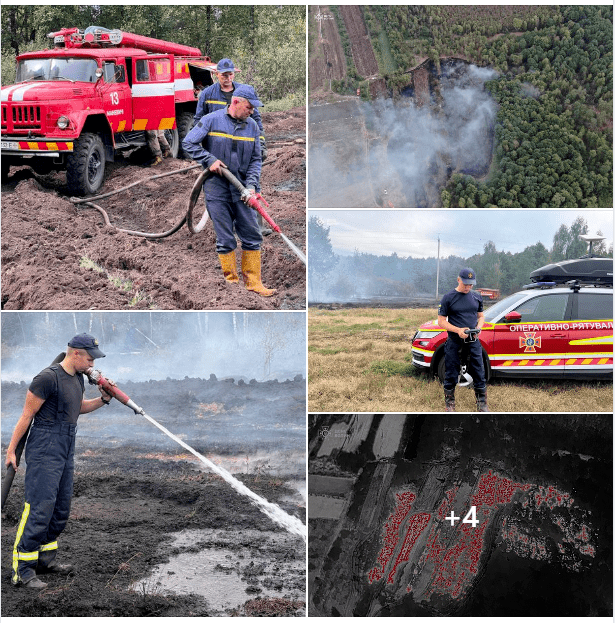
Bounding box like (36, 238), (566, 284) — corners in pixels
(459, 268), (477, 285)
(233, 84), (263, 108)
(216, 58), (236, 73)
(68, 333), (105, 358)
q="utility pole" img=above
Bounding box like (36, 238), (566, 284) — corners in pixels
(436, 235), (441, 302)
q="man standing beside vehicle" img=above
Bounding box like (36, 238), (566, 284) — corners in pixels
(145, 130), (172, 166)
(437, 268), (488, 412)
(194, 58), (271, 234)
(182, 84), (276, 296)
(6, 334), (112, 589)
(193, 58), (266, 156)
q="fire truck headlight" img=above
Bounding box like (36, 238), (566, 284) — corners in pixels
(57, 116), (70, 129)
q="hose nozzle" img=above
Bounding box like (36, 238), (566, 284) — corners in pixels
(241, 190), (281, 233)
(84, 368), (145, 415)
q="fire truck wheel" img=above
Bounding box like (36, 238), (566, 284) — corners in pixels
(164, 127), (180, 159)
(176, 111), (194, 159)
(67, 133), (106, 196)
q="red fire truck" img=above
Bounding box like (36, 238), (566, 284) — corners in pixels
(1, 26), (216, 194)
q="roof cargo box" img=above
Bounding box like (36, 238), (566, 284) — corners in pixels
(530, 257), (613, 285)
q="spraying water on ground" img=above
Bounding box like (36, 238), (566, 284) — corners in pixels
(84, 368), (306, 541)
(142, 412), (307, 541)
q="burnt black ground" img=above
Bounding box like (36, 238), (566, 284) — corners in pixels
(1, 448), (305, 616)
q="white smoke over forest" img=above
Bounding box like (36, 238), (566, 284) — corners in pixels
(309, 62), (499, 208)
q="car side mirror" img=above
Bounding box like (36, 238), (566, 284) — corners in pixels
(504, 311), (522, 323)
(95, 67), (104, 81)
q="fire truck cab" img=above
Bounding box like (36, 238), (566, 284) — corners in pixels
(1, 26), (216, 195)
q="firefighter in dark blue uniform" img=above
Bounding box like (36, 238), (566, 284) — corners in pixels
(437, 268), (489, 412)
(6, 334), (112, 589)
(182, 84), (276, 296)
(193, 58), (266, 158)
(194, 58), (271, 236)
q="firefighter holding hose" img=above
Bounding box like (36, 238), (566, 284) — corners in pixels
(437, 268), (489, 412)
(194, 58), (271, 236)
(5, 334), (112, 589)
(182, 84), (276, 296)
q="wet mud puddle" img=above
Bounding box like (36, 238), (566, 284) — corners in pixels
(136, 528), (306, 615)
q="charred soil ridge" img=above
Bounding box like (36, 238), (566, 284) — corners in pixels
(1, 448), (306, 617)
(1, 375), (306, 456)
(1, 108), (306, 310)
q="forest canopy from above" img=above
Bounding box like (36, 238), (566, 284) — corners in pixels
(319, 5), (612, 209)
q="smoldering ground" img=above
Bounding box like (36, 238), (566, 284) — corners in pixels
(309, 62), (498, 208)
(1, 312), (306, 616)
(1, 377), (306, 616)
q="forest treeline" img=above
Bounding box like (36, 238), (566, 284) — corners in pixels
(324, 5), (612, 209)
(1, 5), (305, 108)
(308, 216), (612, 302)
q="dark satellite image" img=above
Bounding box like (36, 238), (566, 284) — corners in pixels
(308, 414), (612, 617)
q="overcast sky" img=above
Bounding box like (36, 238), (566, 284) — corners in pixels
(310, 209), (613, 259)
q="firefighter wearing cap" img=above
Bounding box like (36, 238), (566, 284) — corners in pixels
(195, 58), (271, 236)
(6, 334), (112, 589)
(193, 58), (267, 160)
(437, 268), (489, 412)
(183, 84), (276, 296)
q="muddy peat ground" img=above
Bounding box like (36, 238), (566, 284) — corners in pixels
(1, 108), (306, 311)
(1, 376), (306, 616)
(2, 450), (306, 616)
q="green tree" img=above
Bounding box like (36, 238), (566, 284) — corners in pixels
(308, 216), (338, 302)
(551, 217), (589, 261)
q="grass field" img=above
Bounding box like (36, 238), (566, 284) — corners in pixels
(308, 307), (613, 413)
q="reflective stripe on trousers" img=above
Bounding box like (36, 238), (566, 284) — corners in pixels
(12, 423), (75, 583)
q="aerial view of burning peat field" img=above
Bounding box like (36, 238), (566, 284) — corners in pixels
(308, 414), (612, 617)
(1, 312), (306, 616)
(308, 5), (612, 209)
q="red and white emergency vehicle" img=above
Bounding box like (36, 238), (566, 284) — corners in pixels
(1, 26), (217, 194)
(411, 257), (613, 383)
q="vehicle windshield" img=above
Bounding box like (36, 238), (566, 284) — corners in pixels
(483, 292), (528, 322)
(16, 58), (98, 83)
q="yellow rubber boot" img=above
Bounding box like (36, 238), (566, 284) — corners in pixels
(218, 250), (239, 283)
(241, 249), (277, 297)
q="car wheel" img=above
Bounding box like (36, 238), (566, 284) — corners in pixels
(67, 133), (106, 195)
(436, 352), (489, 387)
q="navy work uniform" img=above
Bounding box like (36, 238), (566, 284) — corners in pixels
(182, 105), (262, 255)
(194, 81), (266, 151)
(183, 84), (276, 296)
(439, 289), (487, 392)
(12, 365), (84, 584)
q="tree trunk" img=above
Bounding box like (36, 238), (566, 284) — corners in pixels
(205, 5), (212, 57)
(249, 6), (256, 81)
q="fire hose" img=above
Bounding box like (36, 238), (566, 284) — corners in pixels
(71, 164), (306, 264)
(218, 168), (306, 265)
(2, 363), (306, 541)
